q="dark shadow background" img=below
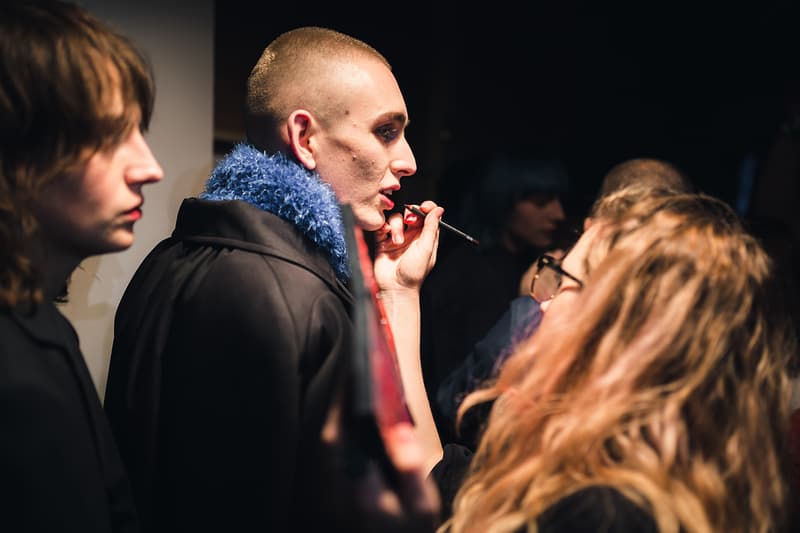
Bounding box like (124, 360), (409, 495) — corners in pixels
(214, 0), (799, 220)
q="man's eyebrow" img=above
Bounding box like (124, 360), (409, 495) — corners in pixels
(376, 112), (408, 126)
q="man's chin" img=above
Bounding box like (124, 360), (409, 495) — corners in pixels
(102, 232), (135, 254)
(352, 210), (385, 232)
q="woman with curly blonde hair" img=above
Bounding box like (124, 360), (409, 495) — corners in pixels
(443, 189), (795, 532)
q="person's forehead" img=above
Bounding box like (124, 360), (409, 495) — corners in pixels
(330, 59), (407, 117)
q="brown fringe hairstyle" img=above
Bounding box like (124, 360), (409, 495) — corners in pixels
(445, 188), (794, 533)
(0, 0), (154, 307)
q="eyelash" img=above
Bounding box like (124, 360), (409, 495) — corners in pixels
(375, 124), (400, 143)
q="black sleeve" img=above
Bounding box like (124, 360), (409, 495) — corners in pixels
(428, 443), (474, 523)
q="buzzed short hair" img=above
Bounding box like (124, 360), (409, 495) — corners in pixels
(245, 26), (390, 151)
(600, 157), (694, 197)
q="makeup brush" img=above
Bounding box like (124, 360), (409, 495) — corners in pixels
(404, 204), (480, 246)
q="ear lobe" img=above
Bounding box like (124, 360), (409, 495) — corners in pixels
(287, 110), (316, 170)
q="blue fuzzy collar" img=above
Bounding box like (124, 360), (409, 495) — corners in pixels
(200, 143), (349, 283)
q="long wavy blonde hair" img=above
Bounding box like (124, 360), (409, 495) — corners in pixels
(445, 189), (794, 533)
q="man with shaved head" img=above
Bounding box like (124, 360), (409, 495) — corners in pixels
(598, 157), (693, 198)
(104, 27), (442, 532)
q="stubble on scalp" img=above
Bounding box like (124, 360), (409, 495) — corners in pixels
(244, 27), (390, 151)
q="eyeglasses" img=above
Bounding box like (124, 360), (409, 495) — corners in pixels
(530, 254), (585, 303)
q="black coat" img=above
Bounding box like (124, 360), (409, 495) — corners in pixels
(0, 302), (139, 533)
(104, 199), (353, 532)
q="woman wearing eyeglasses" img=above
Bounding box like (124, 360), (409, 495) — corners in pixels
(331, 186), (795, 533)
(434, 184), (679, 454)
(428, 188), (795, 533)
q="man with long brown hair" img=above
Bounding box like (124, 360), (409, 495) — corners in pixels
(0, 1), (163, 531)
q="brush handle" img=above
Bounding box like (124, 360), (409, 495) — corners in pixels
(403, 204), (480, 245)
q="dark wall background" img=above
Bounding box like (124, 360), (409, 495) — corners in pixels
(214, 0), (799, 220)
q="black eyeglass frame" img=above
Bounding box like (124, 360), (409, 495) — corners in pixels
(530, 254), (585, 303)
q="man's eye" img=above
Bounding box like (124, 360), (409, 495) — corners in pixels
(375, 125), (400, 142)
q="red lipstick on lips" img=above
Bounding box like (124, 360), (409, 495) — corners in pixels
(126, 208), (142, 221)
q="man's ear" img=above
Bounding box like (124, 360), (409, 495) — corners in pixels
(286, 109), (316, 170)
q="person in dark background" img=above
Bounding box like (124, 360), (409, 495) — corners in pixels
(435, 151), (573, 260)
(598, 157), (694, 198)
(434, 156), (694, 450)
(420, 150), (572, 439)
(741, 82), (800, 492)
(739, 78), (800, 488)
